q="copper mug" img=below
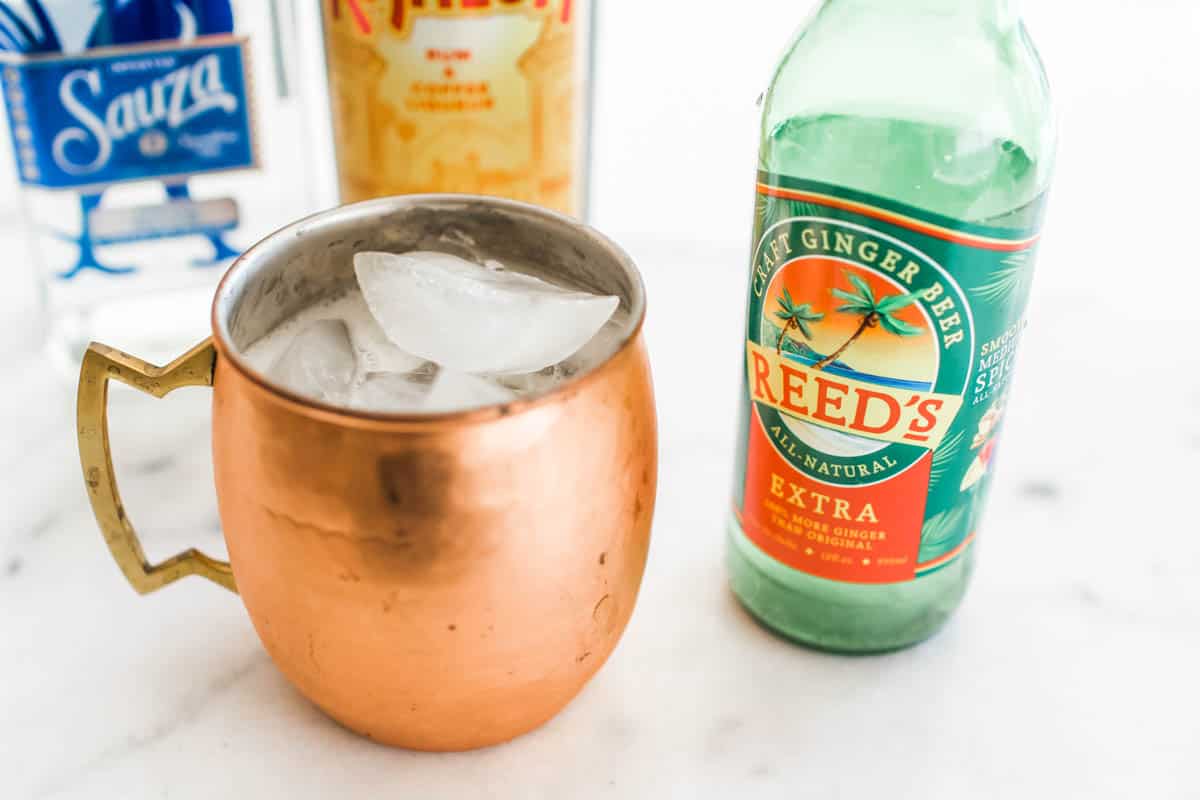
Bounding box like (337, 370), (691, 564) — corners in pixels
(75, 196), (657, 751)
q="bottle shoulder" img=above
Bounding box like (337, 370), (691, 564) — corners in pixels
(758, 12), (1055, 221)
(762, 15), (1055, 165)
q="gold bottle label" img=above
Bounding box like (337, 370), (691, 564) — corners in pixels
(321, 0), (590, 217)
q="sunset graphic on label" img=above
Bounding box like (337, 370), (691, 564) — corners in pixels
(748, 258), (965, 453)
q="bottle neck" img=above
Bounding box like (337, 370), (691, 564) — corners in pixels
(826, 0), (1019, 28)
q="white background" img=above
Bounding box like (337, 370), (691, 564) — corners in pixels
(2, 0), (1198, 294)
(1, 2), (1199, 798)
(585, 0), (1200, 298)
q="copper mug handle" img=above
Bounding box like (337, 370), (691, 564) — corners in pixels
(76, 339), (237, 595)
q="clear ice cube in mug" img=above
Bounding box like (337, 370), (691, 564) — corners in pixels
(243, 251), (623, 413)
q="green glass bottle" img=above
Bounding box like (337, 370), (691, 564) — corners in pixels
(728, 0), (1055, 652)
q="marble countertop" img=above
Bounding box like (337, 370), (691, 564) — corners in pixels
(2, 1), (1199, 793)
(0, 229), (1196, 799)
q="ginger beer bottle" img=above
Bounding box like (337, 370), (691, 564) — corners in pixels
(728, 0), (1055, 652)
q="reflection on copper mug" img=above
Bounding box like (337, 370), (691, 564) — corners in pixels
(76, 196), (657, 751)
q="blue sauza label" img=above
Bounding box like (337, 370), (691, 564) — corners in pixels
(2, 36), (255, 190)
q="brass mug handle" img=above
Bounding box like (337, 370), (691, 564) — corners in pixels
(76, 339), (237, 595)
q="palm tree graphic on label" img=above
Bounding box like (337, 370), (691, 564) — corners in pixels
(774, 288), (824, 356)
(813, 271), (922, 370)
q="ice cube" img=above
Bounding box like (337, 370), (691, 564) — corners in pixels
(495, 317), (628, 397)
(493, 364), (568, 397)
(354, 251), (620, 374)
(346, 367), (437, 413)
(425, 370), (516, 413)
(560, 317), (627, 374)
(267, 320), (356, 404)
(243, 331), (288, 375)
(340, 293), (426, 377)
(242, 292), (423, 382)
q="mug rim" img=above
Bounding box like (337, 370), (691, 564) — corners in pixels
(210, 194), (648, 427)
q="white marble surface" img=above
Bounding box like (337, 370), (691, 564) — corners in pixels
(2, 1), (1200, 797)
(1, 232), (1197, 798)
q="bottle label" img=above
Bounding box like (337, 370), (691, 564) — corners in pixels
(734, 172), (1044, 584)
(321, 0), (590, 216)
(2, 37), (256, 190)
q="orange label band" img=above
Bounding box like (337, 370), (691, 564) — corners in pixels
(742, 407), (931, 584)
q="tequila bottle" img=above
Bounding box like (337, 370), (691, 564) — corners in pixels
(0, 0), (321, 370)
(728, 0), (1055, 652)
